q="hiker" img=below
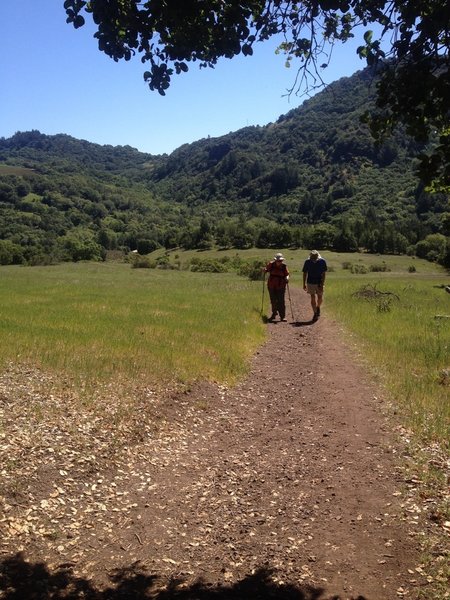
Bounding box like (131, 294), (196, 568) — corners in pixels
(302, 250), (327, 321)
(264, 252), (289, 322)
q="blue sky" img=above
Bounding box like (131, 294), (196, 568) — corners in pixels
(1, 1), (370, 156)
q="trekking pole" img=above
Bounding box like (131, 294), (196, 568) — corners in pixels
(261, 271), (266, 316)
(287, 282), (295, 321)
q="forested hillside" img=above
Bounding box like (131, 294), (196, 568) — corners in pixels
(0, 69), (448, 266)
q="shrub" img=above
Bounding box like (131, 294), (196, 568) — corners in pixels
(369, 262), (391, 272)
(377, 297), (393, 312)
(0, 240), (25, 265)
(190, 258), (228, 273)
(342, 261), (352, 270)
(131, 255), (156, 268)
(408, 265), (417, 273)
(218, 256), (232, 265)
(27, 253), (59, 266)
(227, 254), (245, 270)
(136, 238), (160, 255)
(237, 259), (266, 280)
(57, 230), (104, 262)
(350, 264), (369, 274)
(156, 254), (178, 269)
(415, 234), (447, 263)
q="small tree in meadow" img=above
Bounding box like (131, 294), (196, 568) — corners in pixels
(415, 234), (447, 264)
(0, 239), (25, 265)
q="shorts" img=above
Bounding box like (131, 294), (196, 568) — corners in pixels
(306, 283), (323, 295)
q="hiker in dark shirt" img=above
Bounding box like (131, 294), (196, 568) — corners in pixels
(302, 250), (327, 321)
(264, 253), (289, 322)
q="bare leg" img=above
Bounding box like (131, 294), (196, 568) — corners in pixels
(317, 292), (323, 309)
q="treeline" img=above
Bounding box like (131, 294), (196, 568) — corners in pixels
(0, 163), (447, 267)
(0, 167), (181, 264)
(0, 68), (448, 267)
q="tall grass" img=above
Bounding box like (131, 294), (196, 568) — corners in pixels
(326, 272), (450, 445)
(0, 263), (265, 386)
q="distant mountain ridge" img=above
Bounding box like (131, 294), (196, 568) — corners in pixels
(149, 69), (419, 206)
(0, 68), (448, 266)
(0, 129), (159, 176)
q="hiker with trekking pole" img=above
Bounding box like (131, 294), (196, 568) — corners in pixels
(263, 253), (290, 322)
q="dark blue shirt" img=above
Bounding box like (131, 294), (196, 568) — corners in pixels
(302, 257), (327, 284)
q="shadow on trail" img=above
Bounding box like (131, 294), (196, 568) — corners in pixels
(0, 553), (368, 600)
(291, 319), (316, 327)
(260, 316), (317, 326)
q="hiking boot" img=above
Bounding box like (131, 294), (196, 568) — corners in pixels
(280, 318), (287, 322)
(268, 313), (277, 322)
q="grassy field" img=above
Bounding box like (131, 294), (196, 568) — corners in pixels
(0, 262), (266, 387)
(0, 164), (36, 176)
(149, 247), (444, 276)
(1, 251), (448, 445)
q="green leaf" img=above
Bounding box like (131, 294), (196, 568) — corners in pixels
(357, 46), (368, 58)
(74, 15), (85, 28)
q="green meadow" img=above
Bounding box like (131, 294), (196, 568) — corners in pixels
(0, 262), (266, 386)
(0, 251), (448, 445)
(0, 164), (36, 177)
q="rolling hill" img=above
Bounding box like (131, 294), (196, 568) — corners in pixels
(0, 68), (448, 266)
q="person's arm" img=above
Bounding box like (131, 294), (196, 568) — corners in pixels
(319, 263), (327, 288)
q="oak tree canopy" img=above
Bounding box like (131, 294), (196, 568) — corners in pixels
(64, 0), (449, 188)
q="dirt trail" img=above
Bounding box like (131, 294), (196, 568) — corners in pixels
(0, 287), (423, 599)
